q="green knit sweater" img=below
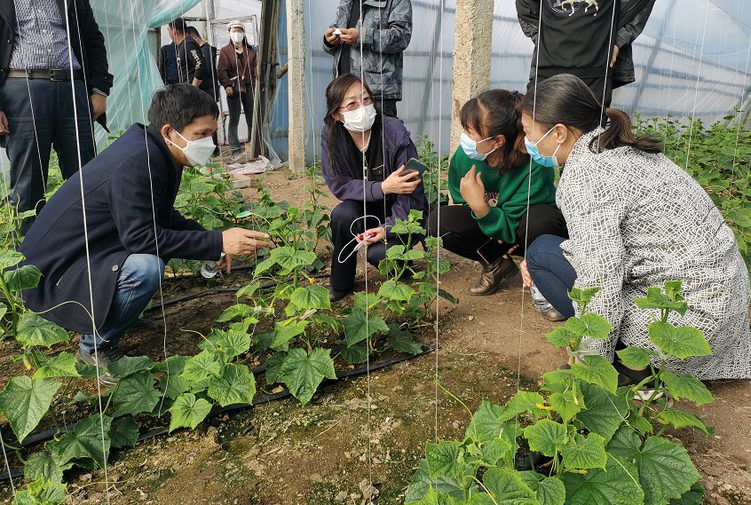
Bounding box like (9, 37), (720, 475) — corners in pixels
(448, 147), (557, 244)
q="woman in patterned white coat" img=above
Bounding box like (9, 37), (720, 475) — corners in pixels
(519, 74), (750, 380)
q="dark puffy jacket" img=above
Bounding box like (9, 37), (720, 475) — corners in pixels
(323, 0), (412, 101)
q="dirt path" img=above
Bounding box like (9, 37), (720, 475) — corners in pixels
(1, 167), (749, 505)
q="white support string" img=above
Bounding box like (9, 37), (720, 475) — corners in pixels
(684, 1), (709, 171)
(61, 1), (111, 502)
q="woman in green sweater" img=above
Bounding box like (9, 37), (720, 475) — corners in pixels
(428, 89), (568, 308)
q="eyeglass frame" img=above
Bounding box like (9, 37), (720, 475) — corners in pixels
(337, 95), (374, 112)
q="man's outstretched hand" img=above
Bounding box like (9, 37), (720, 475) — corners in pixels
(220, 228), (273, 273)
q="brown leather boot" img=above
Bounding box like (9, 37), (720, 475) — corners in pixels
(468, 256), (518, 296)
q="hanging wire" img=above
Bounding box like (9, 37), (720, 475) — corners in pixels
(684, 1), (709, 171)
(62, 0), (111, 502)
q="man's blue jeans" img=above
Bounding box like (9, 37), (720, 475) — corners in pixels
(526, 235), (577, 318)
(79, 254), (165, 354)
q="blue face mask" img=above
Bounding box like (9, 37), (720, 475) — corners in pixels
(461, 132), (495, 161)
(524, 127), (561, 168)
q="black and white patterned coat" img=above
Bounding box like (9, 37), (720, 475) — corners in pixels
(558, 129), (751, 380)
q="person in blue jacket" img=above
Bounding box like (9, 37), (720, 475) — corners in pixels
(321, 74), (428, 301)
(19, 84), (272, 387)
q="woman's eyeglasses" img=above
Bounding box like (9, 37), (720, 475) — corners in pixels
(338, 96), (374, 112)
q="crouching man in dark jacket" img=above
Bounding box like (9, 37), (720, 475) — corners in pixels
(19, 83), (272, 387)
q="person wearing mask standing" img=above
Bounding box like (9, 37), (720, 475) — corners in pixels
(0, 0), (113, 236)
(167, 18), (208, 91)
(217, 20), (257, 163)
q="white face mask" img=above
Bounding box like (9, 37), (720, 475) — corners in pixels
(341, 104), (376, 133)
(167, 129), (216, 167)
(230, 32), (244, 44)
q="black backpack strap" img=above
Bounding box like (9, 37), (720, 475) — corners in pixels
(617, 0), (651, 31)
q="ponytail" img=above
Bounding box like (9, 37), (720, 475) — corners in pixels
(595, 108), (662, 153)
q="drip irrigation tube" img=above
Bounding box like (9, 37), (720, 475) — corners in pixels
(145, 273), (330, 311)
(0, 344), (439, 481)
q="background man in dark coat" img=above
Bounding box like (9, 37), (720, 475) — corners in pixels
(168, 17), (208, 90)
(19, 84), (272, 386)
(0, 0), (113, 236)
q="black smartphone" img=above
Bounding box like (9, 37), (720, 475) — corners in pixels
(402, 158), (427, 178)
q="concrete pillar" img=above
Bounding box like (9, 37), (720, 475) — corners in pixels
(450, 0), (494, 153)
(286, 0), (307, 171)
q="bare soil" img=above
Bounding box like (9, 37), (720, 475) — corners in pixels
(1, 167), (750, 505)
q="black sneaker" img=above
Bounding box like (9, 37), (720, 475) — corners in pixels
(329, 286), (353, 302)
(75, 347), (125, 387)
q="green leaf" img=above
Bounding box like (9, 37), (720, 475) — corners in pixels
(568, 287), (601, 311)
(0, 249), (24, 269)
(24, 452), (63, 484)
(33, 352), (80, 380)
(216, 303), (254, 322)
(478, 437), (512, 467)
(269, 246), (317, 273)
(159, 374), (190, 400)
(668, 483), (704, 505)
(387, 324), (423, 354)
(572, 355), (619, 395)
(169, 393), (213, 432)
(4, 264), (42, 291)
(536, 476), (566, 505)
(607, 428), (701, 505)
(0, 376), (61, 442)
(107, 356), (157, 379)
(560, 432), (607, 470)
(111, 371), (162, 417)
(546, 326), (580, 348)
(567, 314), (612, 339)
(467, 401), (507, 442)
(354, 291), (382, 311)
(425, 441), (464, 479)
(481, 468), (538, 503)
(658, 409), (714, 436)
(340, 341), (368, 364)
(265, 352), (287, 384)
(503, 391), (547, 421)
(216, 330), (251, 358)
(559, 454), (643, 505)
(181, 350), (224, 382)
(547, 390), (584, 422)
(48, 413), (112, 468)
(575, 382), (629, 442)
(660, 371), (714, 406)
(405, 459), (467, 502)
(407, 487), (465, 505)
(270, 319), (308, 348)
(634, 287), (688, 316)
(378, 279), (414, 301)
(290, 285), (331, 310)
(648, 322), (711, 359)
(616, 347), (656, 368)
(208, 364), (257, 407)
(109, 416), (140, 449)
(236, 281), (260, 299)
(16, 312), (69, 348)
(524, 419), (566, 458)
(158, 355), (188, 375)
(277, 348), (336, 405)
(342, 308), (390, 346)
(15, 477), (67, 505)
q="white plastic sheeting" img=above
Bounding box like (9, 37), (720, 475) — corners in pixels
(297, 0), (751, 162)
(89, 0), (201, 146)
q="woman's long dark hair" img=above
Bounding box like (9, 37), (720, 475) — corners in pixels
(324, 74), (377, 178)
(460, 89), (527, 174)
(522, 73), (662, 154)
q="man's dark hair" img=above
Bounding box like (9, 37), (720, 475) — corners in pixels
(148, 83), (219, 132)
(168, 17), (188, 34)
(185, 26), (201, 39)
